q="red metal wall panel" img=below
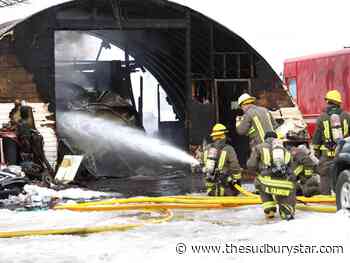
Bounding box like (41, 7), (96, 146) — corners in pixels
(284, 50), (350, 137)
(283, 61), (297, 78)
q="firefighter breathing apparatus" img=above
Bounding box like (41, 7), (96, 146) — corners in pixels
(205, 123), (228, 183)
(271, 139), (286, 176)
(203, 145), (232, 195)
(330, 113), (343, 143)
(297, 144), (319, 166)
(260, 132), (289, 178)
(324, 90), (343, 149)
(323, 113), (344, 152)
(204, 147), (219, 182)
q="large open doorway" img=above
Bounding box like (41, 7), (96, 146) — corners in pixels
(214, 79), (251, 166)
(54, 31), (183, 179)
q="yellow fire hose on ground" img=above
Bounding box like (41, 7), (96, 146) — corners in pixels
(55, 193), (335, 209)
(55, 201), (336, 213)
(0, 209), (173, 239)
(0, 185), (336, 238)
(55, 203), (231, 212)
(233, 184), (257, 196)
(234, 184), (336, 213)
(54, 184), (336, 213)
(295, 204), (336, 213)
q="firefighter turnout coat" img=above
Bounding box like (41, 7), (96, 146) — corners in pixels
(203, 139), (242, 196)
(236, 105), (277, 148)
(312, 105), (350, 158)
(247, 138), (296, 219)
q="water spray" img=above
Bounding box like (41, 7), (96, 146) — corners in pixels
(57, 112), (199, 166)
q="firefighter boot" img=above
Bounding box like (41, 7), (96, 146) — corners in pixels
(265, 210), (275, 219)
(264, 207), (277, 219)
(279, 204), (295, 221)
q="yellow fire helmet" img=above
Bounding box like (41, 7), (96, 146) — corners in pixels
(325, 90), (342, 105)
(238, 93), (256, 106)
(210, 123), (228, 137)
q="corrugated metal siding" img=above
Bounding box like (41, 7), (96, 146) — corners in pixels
(0, 103), (57, 167)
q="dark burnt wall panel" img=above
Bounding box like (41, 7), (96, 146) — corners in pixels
(14, 12), (55, 105)
(56, 1), (108, 20)
(214, 26), (249, 53)
(212, 26), (255, 79)
(121, 0), (185, 19)
(190, 15), (211, 78)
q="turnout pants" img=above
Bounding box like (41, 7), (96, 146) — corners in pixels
(206, 180), (240, 196)
(256, 177), (296, 220)
(317, 157), (333, 195)
(297, 175), (321, 197)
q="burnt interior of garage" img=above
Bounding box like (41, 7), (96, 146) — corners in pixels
(0, 0), (293, 177)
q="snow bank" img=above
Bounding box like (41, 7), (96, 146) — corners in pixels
(23, 184), (119, 200)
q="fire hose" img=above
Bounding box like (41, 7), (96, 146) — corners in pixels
(0, 187), (336, 238)
(0, 209), (173, 238)
(54, 193), (335, 210)
(54, 184), (336, 213)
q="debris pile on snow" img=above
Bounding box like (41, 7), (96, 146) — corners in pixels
(24, 184), (119, 200)
(1, 184), (121, 209)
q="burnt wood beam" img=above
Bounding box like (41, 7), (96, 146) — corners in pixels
(109, 0), (122, 29)
(109, 0), (120, 21)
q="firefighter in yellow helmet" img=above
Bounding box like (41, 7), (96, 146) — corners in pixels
(202, 123), (242, 196)
(247, 131), (296, 220)
(236, 93), (278, 150)
(312, 89), (350, 194)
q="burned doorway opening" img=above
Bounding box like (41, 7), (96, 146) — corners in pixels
(54, 31), (176, 135)
(214, 80), (250, 166)
(54, 31), (185, 179)
(189, 51), (256, 167)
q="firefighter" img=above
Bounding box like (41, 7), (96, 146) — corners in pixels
(236, 93), (278, 149)
(247, 131), (295, 220)
(312, 90), (350, 194)
(202, 123), (242, 196)
(291, 145), (320, 197)
(16, 105), (54, 181)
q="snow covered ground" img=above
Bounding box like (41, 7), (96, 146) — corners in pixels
(0, 204), (348, 263)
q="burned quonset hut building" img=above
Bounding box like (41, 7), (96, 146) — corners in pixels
(0, 0), (293, 178)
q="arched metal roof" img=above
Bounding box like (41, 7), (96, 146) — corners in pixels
(0, 0), (286, 120)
